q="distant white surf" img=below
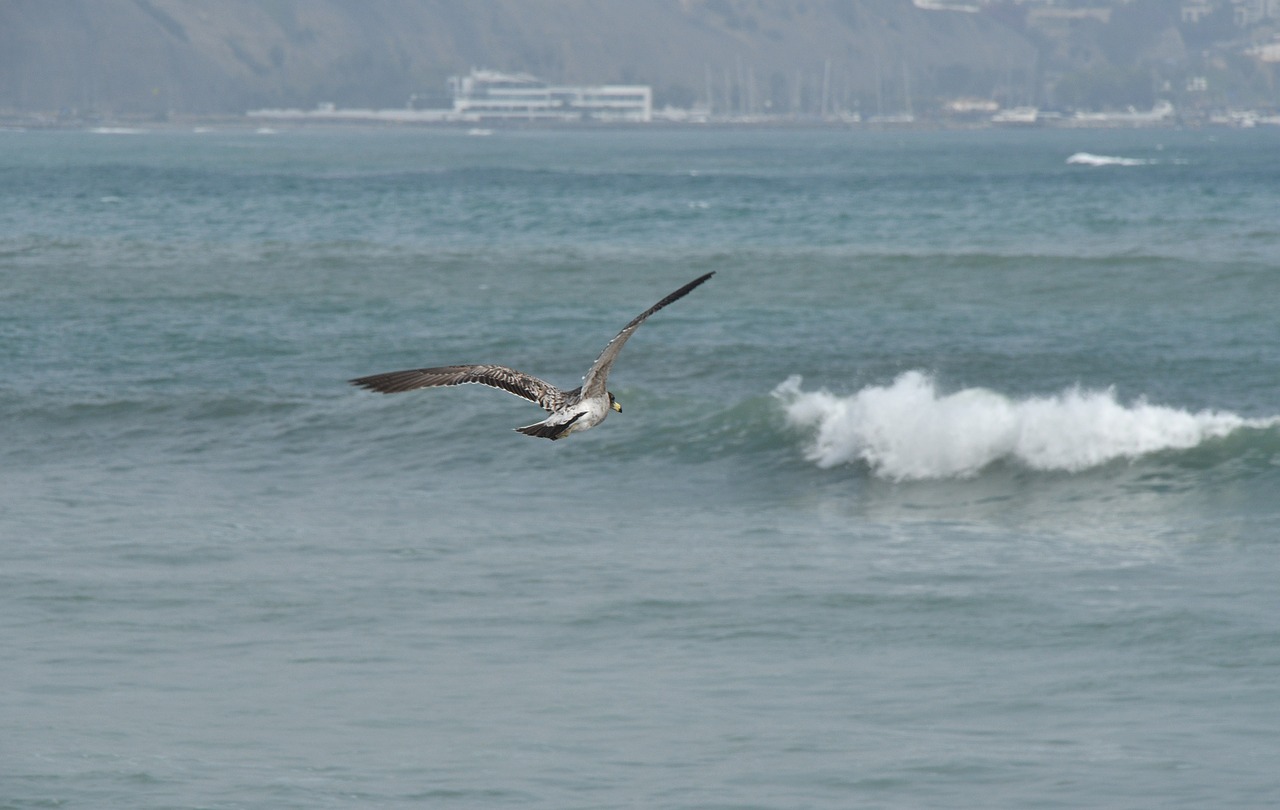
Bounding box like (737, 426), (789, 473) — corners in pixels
(774, 371), (1277, 481)
(1066, 152), (1152, 167)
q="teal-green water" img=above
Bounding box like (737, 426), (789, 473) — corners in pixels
(3, 127), (1280, 808)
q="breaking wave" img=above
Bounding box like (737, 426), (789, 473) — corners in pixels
(1066, 152), (1153, 167)
(774, 371), (1280, 481)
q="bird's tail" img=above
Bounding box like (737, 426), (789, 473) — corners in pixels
(515, 412), (583, 441)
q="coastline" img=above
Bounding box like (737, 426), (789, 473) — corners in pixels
(5, 105), (1279, 134)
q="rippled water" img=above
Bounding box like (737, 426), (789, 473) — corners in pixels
(3, 126), (1280, 808)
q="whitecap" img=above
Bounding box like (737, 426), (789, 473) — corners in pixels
(1066, 152), (1152, 167)
(774, 371), (1278, 481)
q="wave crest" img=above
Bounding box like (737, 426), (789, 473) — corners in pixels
(773, 372), (1278, 481)
(1066, 152), (1153, 167)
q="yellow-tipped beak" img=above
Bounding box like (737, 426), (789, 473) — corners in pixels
(611, 401), (623, 413)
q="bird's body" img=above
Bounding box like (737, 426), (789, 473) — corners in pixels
(350, 272), (713, 440)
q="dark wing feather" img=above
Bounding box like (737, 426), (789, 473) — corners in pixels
(514, 411), (584, 440)
(580, 272), (714, 398)
(349, 364), (567, 413)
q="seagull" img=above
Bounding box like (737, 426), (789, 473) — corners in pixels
(349, 272), (713, 440)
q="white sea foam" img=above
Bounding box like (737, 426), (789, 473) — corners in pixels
(774, 371), (1277, 481)
(1066, 152), (1152, 167)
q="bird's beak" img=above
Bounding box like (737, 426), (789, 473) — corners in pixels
(611, 400), (623, 413)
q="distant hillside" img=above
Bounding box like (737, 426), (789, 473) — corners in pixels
(0, 0), (1039, 116)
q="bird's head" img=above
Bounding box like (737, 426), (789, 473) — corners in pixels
(609, 392), (622, 413)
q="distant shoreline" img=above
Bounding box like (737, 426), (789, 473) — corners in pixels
(3, 109), (1279, 133)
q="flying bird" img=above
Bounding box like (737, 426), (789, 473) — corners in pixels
(349, 272), (714, 440)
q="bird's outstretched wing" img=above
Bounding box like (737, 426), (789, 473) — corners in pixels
(580, 272), (714, 399)
(349, 364), (568, 413)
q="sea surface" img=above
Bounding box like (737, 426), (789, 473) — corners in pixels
(3, 125), (1280, 809)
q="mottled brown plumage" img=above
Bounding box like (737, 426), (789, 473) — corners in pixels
(349, 272), (713, 440)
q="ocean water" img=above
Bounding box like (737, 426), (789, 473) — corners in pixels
(3, 125), (1280, 809)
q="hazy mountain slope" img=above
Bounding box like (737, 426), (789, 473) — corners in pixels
(0, 0), (1038, 115)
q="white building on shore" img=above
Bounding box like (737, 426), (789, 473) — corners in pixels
(449, 70), (652, 123)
